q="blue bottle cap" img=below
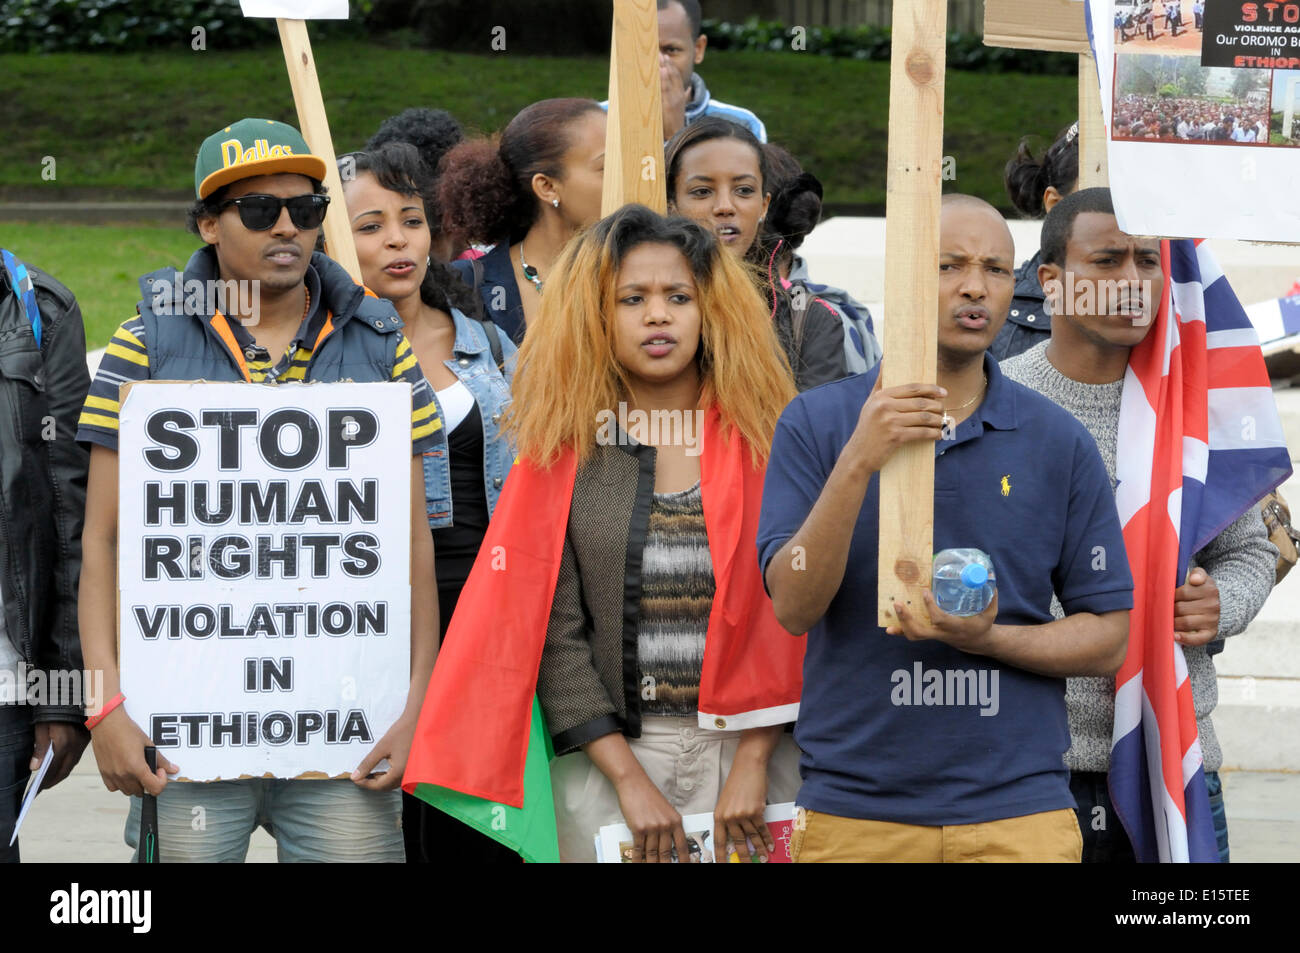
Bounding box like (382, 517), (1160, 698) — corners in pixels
(960, 563), (988, 589)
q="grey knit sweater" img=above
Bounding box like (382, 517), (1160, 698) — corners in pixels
(1001, 341), (1277, 772)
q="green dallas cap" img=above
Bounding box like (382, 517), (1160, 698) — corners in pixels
(194, 118), (328, 199)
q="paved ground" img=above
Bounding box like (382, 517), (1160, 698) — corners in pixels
(12, 752), (1298, 862)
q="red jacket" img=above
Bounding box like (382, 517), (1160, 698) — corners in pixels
(404, 406), (803, 808)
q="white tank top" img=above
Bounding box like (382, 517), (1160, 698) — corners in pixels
(436, 378), (475, 433)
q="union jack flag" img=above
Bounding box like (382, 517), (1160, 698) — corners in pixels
(1110, 239), (1292, 862)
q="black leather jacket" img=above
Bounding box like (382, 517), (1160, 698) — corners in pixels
(0, 261), (90, 723)
(989, 249), (1053, 362)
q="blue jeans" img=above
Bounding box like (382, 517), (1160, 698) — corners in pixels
(125, 778), (403, 862)
(1071, 770), (1230, 863)
(1205, 770), (1230, 863)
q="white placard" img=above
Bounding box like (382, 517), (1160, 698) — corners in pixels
(1087, 0), (1300, 241)
(239, 0), (348, 19)
(118, 381), (411, 781)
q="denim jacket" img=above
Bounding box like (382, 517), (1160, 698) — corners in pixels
(423, 306), (518, 529)
(989, 249), (1051, 362)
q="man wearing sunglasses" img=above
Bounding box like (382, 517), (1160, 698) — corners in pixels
(75, 118), (442, 862)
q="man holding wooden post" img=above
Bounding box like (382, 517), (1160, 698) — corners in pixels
(756, 2), (1135, 863)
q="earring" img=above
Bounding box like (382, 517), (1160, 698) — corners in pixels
(552, 198), (560, 208)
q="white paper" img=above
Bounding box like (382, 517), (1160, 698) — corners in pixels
(595, 802), (797, 863)
(1086, 0), (1300, 241)
(117, 382), (411, 782)
(9, 744), (54, 846)
(239, 0), (348, 19)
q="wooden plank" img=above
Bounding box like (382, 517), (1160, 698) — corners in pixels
(877, 0), (946, 628)
(983, 0), (1090, 53)
(602, 0), (666, 216)
(275, 18), (361, 282)
(1078, 53), (1110, 188)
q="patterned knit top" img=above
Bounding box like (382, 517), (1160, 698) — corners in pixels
(636, 481), (715, 716)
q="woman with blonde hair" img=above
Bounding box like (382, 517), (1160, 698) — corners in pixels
(404, 204), (805, 863)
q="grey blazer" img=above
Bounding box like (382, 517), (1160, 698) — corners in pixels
(537, 439), (658, 754)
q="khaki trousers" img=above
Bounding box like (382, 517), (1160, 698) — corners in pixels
(790, 806), (1083, 863)
(550, 715), (802, 863)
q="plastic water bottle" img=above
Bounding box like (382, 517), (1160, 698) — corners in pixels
(932, 548), (997, 617)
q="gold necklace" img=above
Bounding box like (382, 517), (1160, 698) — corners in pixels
(941, 372), (987, 434)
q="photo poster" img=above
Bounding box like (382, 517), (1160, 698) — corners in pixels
(595, 803), (798, 863)
(117, 381), (412, 782)
(1087, 0), (1300, 240)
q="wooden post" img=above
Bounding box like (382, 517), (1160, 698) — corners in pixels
(602, 0), (666, 216)
(276, 18), (362, 282)
(876, 0), (948, 627)
(1078, 53), (1110, 188)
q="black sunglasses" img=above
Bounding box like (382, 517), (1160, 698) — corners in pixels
(215, 194), (330, 231)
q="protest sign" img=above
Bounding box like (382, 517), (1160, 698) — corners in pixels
(240, 0), (346, 17)
(984, 0), (1091, 54)
(117, 381), (412, 781)
(240, 1), (362, 280)
(984, 1), (1110, 187)
(1084, 0), (1300, 241)
(1202, 1), (1300, 69)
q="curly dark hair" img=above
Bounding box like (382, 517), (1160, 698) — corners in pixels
(436, 98), (604, 247)
(338, 142), (481, 316)
(366, 108), (464, 170)
(366, 108), (464, 239)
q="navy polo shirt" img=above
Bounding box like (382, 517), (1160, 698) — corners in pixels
(756, 354), (1134, 826)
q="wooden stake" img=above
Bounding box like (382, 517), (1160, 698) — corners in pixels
(1078, 53), (1110, 189)
(276, 18), (362, 282)
(877, 0), (947, 627)
(602, 0), (666, 216)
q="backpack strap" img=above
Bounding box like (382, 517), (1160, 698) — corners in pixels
(482, 313), (505, 373)
(791, 282), (810, 358)
(467, 254), (505, 372)
(1, 249), (41, 348)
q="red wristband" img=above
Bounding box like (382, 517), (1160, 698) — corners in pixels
(85, 692), (125, 731)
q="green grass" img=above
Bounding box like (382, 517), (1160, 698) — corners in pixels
(2, 223), (197, 348)
(1, 40), (1077, 206)
(1, 41), (1078, 350)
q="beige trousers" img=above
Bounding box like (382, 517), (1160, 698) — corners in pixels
(550, 715), (803, 863)
(790, 806), (1084, 863)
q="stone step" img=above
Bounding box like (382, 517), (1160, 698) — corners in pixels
(1273, 387), (1300, 464)
(1214, 676), (1300, 771)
